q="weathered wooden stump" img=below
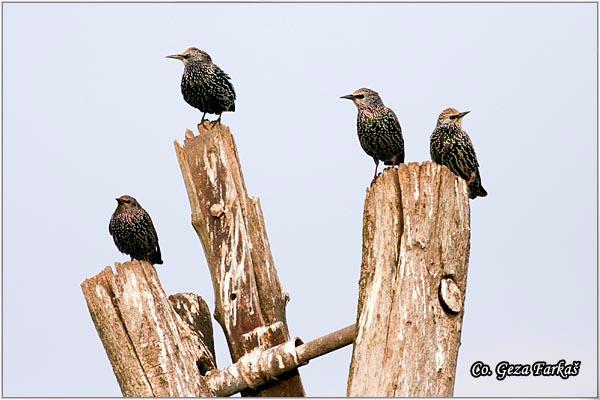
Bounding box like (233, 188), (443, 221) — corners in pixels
(81, 261), (216, 397)
(347, 162), (471, 397)
(174, 123), (305, 396)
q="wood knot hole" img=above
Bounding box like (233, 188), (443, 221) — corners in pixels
(184, 129), (195, 139)
(439, 277), (462, 314)
(209, 203), (224, 218)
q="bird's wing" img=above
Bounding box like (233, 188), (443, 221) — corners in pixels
(216, 65), (236, 101)
(108, 214), (116, 236)
(141, 210), (160, 249)
(430, 142), (443, 164)
(384, 107), (403, 136)
(458, 130), (480, 169)
(224, 72), (236, 100)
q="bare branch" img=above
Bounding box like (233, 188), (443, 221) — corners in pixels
(207, 324), (356, 396)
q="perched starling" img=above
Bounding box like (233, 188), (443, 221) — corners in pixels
(167, 47), (236, 126)
(109, 195), (163, 265)
(430, 108), (487, 199)
(341, 88), (405, 179)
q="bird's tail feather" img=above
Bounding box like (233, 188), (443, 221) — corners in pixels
(469, 184), (488, 199)
(468, 172), (488, 199)
(150, 246), (163, 265)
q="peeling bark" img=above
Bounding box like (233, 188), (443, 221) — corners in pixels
(81, 261), (216, 397)
(174, 124), (304, 396)
(347, 162), (471, 397)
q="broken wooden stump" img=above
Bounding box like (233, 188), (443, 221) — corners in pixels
(81, 261), (216, 397)
(347, 162), (471, 397)
(169, 292), (217, 374)
(174, 123), (305, 396)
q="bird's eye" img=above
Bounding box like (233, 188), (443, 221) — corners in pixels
(354, 94), (365, 99)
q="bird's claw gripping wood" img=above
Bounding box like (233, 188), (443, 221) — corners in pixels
(209, 115), (222, 127)
(197, 121), (211, 134)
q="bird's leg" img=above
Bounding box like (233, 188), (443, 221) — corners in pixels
(201, 112), (207, 122)
(372, 159), (380, 180)
(197, 113), (208, 132)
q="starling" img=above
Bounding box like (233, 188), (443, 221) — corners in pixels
(167, 47), (236, 126)
(341, 88), (405, 179)
(109, 195), (163, 265)
(430, 108), (487, 199)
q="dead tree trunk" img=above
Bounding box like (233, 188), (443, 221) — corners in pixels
(347, 162), (471, 397)
(174, 124), (305, 396)
(81, 261), (216, 397)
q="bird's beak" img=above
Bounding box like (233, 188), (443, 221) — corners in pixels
(340, 94), (355, 100)
(166, 54), (184, 60)
(450, 111), (470, 120)
(115, 198), (122, 204)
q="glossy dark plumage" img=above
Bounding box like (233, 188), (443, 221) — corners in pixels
(341, 88), (404, 179)
(109, 195), (163, 264)
(167, 47), (236, 124)
(430, 108), (487, 199)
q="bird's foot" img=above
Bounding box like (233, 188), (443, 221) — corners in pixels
(197, 119), (211, 134)
(209, 115), (223, 127)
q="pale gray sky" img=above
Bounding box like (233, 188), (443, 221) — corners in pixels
(3, 3), (597, 397)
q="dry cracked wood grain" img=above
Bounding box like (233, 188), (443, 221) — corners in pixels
(347, 162), (471, 397)
(169, 292), (217, 375)
(81, 261), (216, 397)
(174, 123), (304, 397)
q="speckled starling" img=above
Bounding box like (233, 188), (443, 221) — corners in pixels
(167, 47), (236, 126)
(430, 108), (487, 199)
(109, 195), (163, 265)
(341, 88), (404, 179)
